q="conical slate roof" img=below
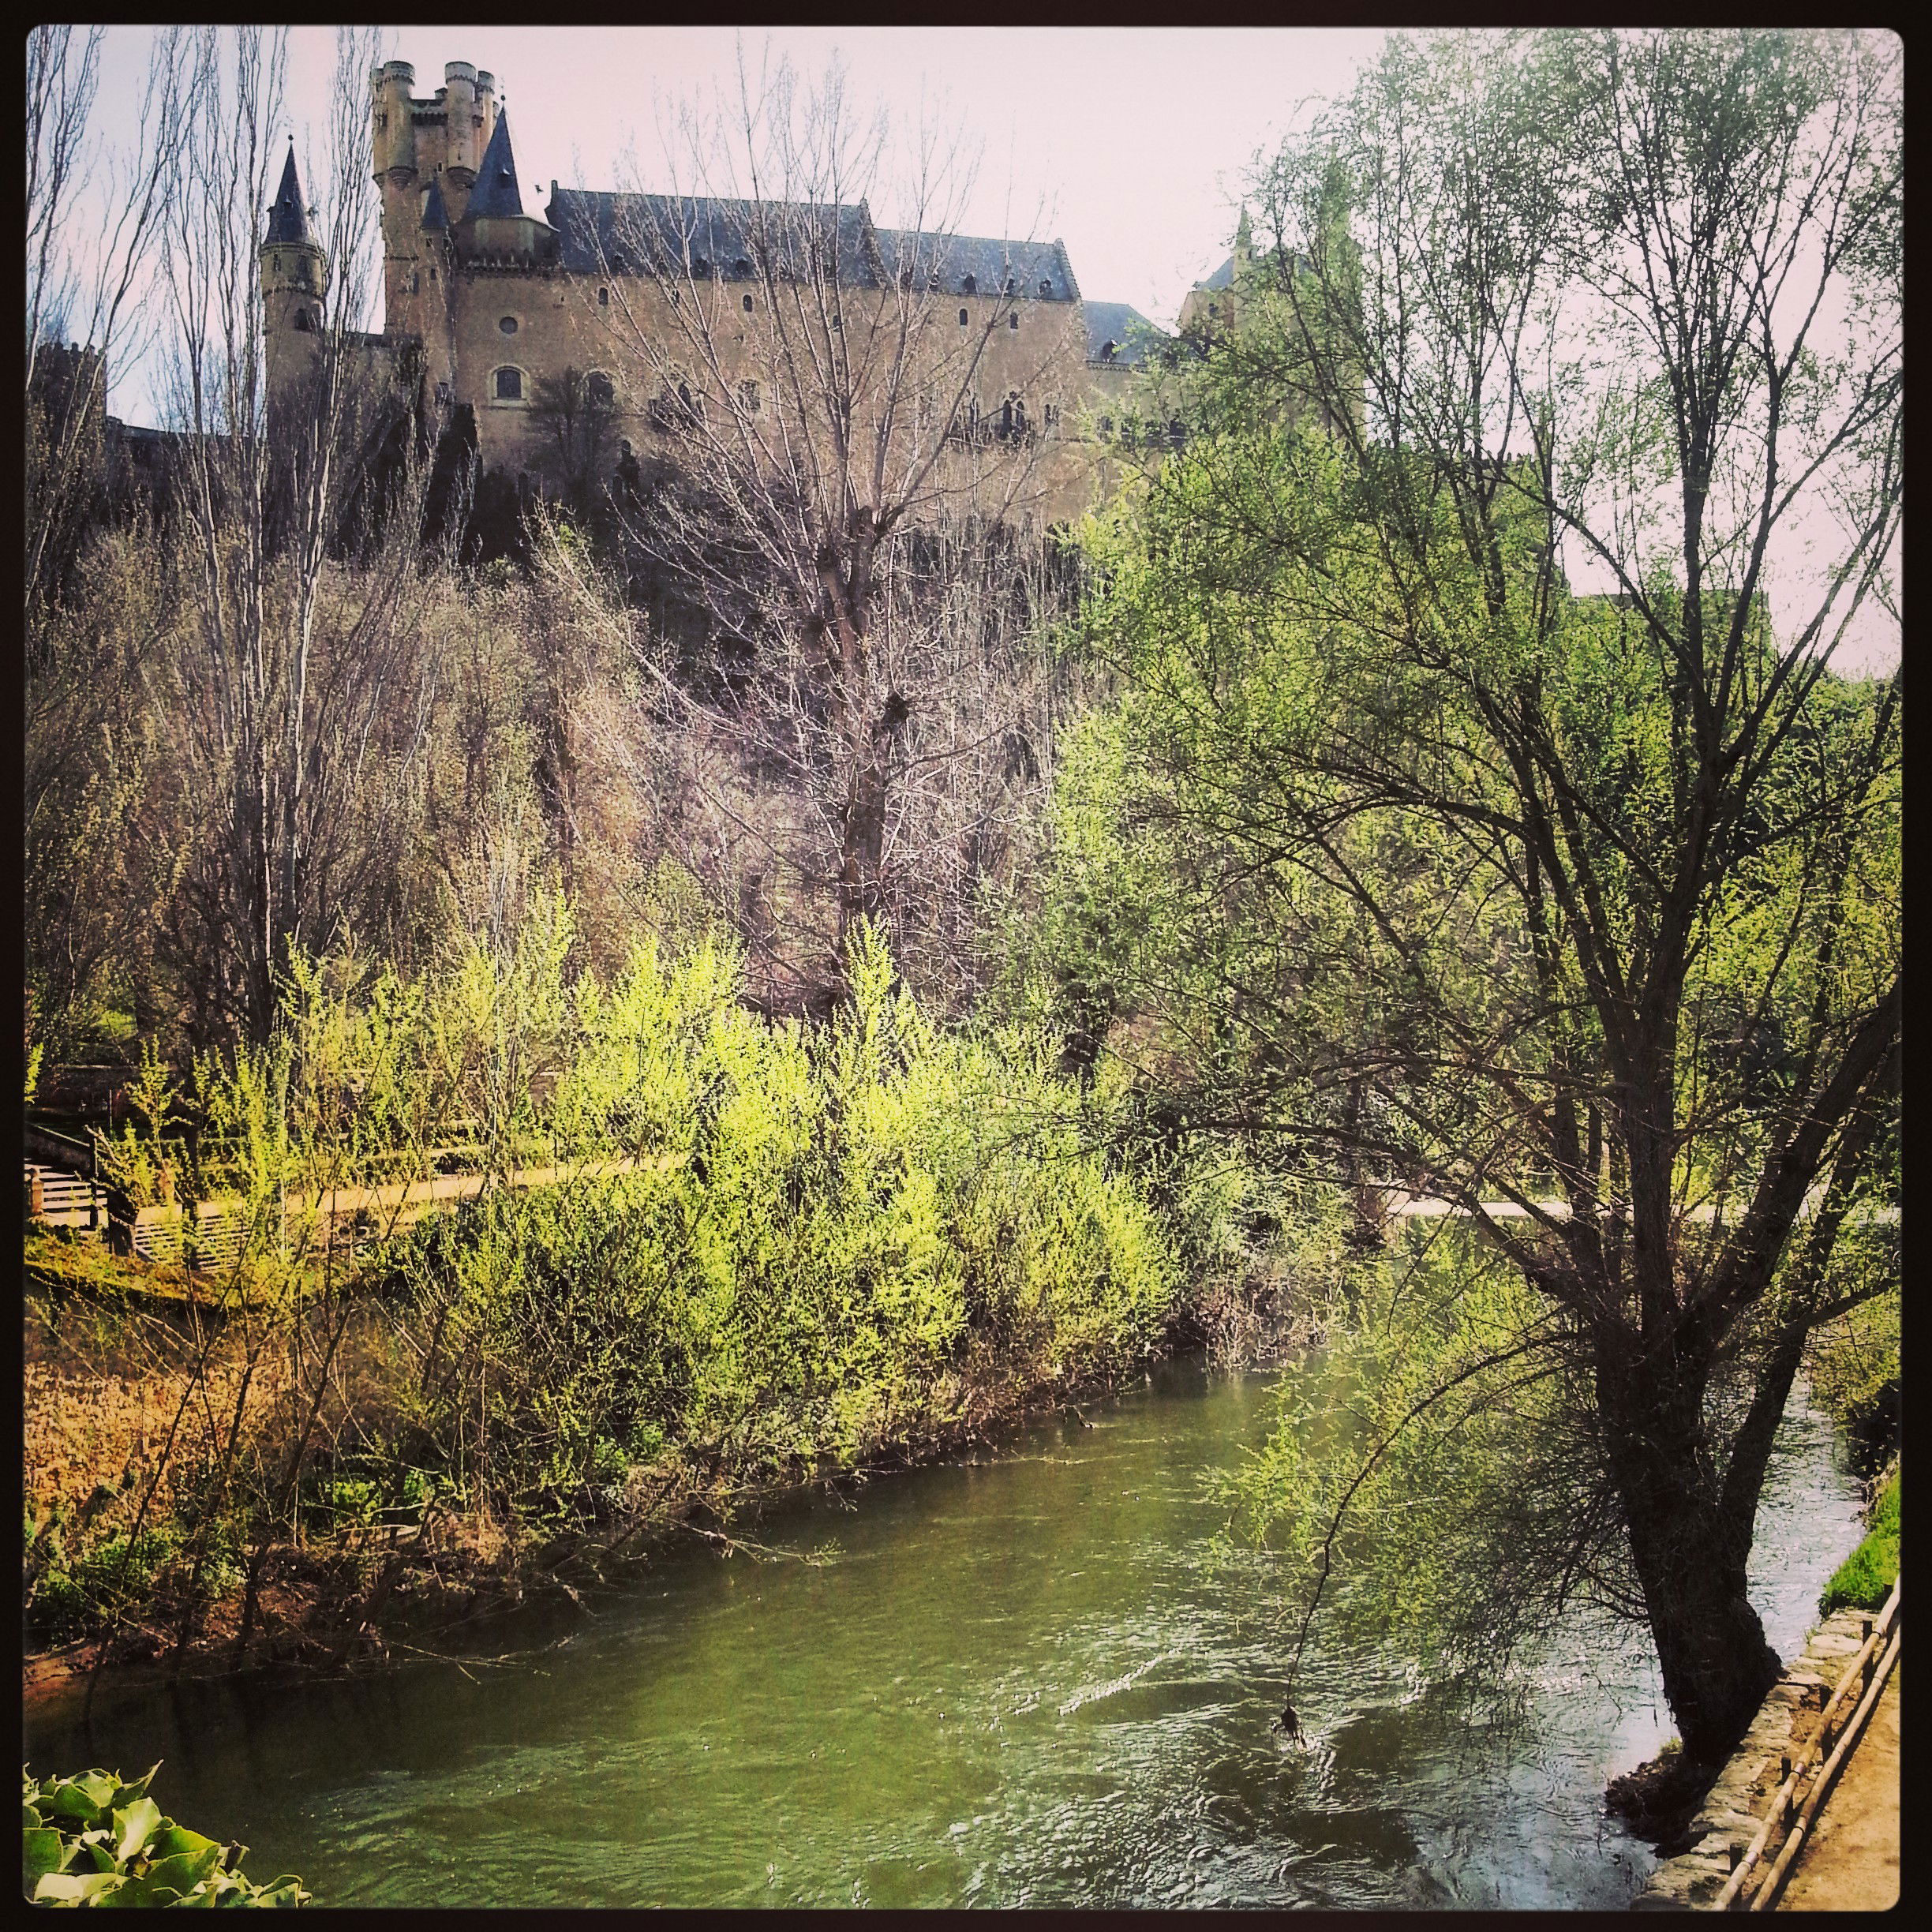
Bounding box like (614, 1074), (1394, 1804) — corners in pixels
(464, 110), (523, 220)
(266, 145), (313, 245)
(421, 173), (448, 232)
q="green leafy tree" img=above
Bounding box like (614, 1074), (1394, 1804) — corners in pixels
(1059, 28), (1899, 1764)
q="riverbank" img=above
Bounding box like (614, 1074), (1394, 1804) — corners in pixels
(24, 1258), (1314, 1722)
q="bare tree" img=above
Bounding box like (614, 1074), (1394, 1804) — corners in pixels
(25, 24), (187, 620)
(155, 25), (434, 1043)
(579, 47), (1080, 998)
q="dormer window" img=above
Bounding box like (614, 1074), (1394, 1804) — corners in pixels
(692, 256), (710, 277)
(1039, 278), (1052, 297)
(1004, 276), (1017, 295)
(1103, 341), (1117, 361)
(733, 256), (751, 276)
(961, 274), (976, 294)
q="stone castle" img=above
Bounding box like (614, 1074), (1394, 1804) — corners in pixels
(260, 57), (1190, 522)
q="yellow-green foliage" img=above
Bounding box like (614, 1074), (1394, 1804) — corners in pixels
(343, 913), (1181, 1511)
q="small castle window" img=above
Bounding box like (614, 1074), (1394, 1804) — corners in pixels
(1044, 402), (1060, 429)
(1039, 278), (1052, 297)
(435, 380), (454, 407)
(586, 371), (615, 408)
(1100, 415), (1114, 434)
(494, 366), (522, 401)
(958, 307), (969, 327)
(429, 267), (436, 283)
(499, 314), (519, 335)
(961, 274), (976, 294)
(377, 113), (388, 133)
(1009, 313), (1018, 330)
(293, 309), (314, 333)
(739, 378), (759, 413)
(598, 286), (609, 306)
(743, 293), (754, 313)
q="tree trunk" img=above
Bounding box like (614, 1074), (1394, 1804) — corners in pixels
(1604, 1368), (1782, 1762)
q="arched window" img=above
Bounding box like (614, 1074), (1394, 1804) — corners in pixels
(742, 292), (754, 313)
(958, 307), (969, 327)
(293, 308), (314, 333)
(961, 273), (976, 294)
(493, 365), (523, 401)
(586, 370), (615, 409)
(499, 314), (519, 335)
(598, 286), (609, 307)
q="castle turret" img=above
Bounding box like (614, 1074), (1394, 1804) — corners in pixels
(261, 144), (330, 399)
(441, 61), (481, 189)
(455, 110), (556, 266)
(371, 61), (421, 331)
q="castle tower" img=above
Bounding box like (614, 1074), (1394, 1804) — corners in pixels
(372, 59), (500, 334)
(261, 144), (329, 399)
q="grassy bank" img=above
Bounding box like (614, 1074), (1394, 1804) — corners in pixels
(1819, 1467), (1900, 1616)
(24, 910), (1204, 1686)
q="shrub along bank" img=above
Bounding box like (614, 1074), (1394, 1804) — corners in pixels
(24, 908), (1185, 1678)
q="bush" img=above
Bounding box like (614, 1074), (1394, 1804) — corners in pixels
(1819, 1468), (1900, 1616)
(380, 919), (1178, 1511)
(1808, 1288), (1899, 1472)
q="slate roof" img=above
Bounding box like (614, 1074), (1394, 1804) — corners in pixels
(871, 230), (1079, 301)
(1083, 300), (1166, 366)
(464, 110), (528, 221)
(266, 147), (313, 246)
(1196, 253), (1237, 292)
(545, 189), (878, 282)
(420, 174), (448, 232)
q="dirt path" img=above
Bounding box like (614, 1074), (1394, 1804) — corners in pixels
(1776, 1661), (1899, 1911)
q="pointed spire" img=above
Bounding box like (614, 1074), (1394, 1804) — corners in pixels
(267, 144), (314, 246)
(421, 172), (448, 232)
(1234, 204), (1253, 263)
(464, 110), (523, 220)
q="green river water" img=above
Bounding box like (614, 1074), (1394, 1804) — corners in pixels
(24, 1356), (1863, 1908)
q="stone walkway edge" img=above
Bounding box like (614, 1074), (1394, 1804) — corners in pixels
(1632, 1606), (1878, 1910)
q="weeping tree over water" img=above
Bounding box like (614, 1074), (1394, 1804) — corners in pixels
(1068, 28), (1898, 1764)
